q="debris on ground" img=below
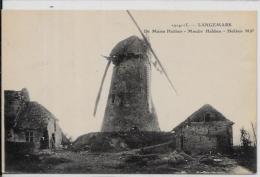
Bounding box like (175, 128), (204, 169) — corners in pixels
(167, 151), (186, 164)
(71, 132), (174, 153)
(179, 151), (194, 161)
(5, 148), (253, 174)
(5, 137), (254, 174)
(199, 155), (214, 165)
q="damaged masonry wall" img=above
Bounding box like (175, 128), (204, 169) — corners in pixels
(175, 121), (233, 154)
(174, 105), (234, 154)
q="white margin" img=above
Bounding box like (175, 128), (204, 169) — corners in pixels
(1, 1), (260, 177)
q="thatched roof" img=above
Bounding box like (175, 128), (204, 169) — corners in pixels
(15, 101), (58, 130)
(173, 104), (234, 131)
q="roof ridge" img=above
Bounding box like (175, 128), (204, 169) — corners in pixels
(172, 104), (233, 131)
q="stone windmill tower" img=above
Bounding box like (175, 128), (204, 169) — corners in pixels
(93, 11), (177, 132)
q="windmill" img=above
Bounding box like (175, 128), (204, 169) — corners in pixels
(93, 11), (177, 132)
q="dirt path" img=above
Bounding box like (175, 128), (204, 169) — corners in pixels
(229, 165), (252, 174)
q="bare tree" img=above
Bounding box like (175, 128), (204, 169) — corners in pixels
(250, 122), (257, 147)
(240, 127), (252, 151)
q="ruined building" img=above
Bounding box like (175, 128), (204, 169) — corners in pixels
(5, 88), (67, 149)
(101, 36), (160, 132)
(172, 104), (234, 154)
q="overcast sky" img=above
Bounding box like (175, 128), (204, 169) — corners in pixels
(3, 11), (256, 145)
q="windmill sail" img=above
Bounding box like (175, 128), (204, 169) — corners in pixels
(93, 60), (111, 117)
(126, 10), (178, 95)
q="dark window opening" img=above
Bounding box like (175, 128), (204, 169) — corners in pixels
(205, 113), (211, 122)
(180, 135), (184, 149)
(25, 131), (34, 142)
(111, 94), (115, 103)
(119, 94), (124, 106)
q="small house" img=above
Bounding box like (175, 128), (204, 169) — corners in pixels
(5, 88), (66, 150)
(172, 104), (234, 154)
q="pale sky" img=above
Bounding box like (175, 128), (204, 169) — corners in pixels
(2, 11), (256, 145)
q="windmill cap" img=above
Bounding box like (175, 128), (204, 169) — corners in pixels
(110, 35), (148, 57)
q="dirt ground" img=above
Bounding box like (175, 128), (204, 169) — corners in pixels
(5, 149), (253, 174)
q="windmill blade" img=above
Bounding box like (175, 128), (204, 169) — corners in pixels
(126, 10), (178, 95)
(93, 60), (112, 117)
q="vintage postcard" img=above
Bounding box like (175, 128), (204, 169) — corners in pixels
(2, 10), (257, 174)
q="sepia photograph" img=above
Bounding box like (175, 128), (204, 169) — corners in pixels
(2, 10), (257, 174)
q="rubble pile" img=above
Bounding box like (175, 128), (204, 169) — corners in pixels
(71, 131), (174, 152)
(111, 148), (244, 174)
(118, 149), (194, 173)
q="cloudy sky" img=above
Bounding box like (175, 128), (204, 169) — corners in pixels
(3, 11), (256, 145)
